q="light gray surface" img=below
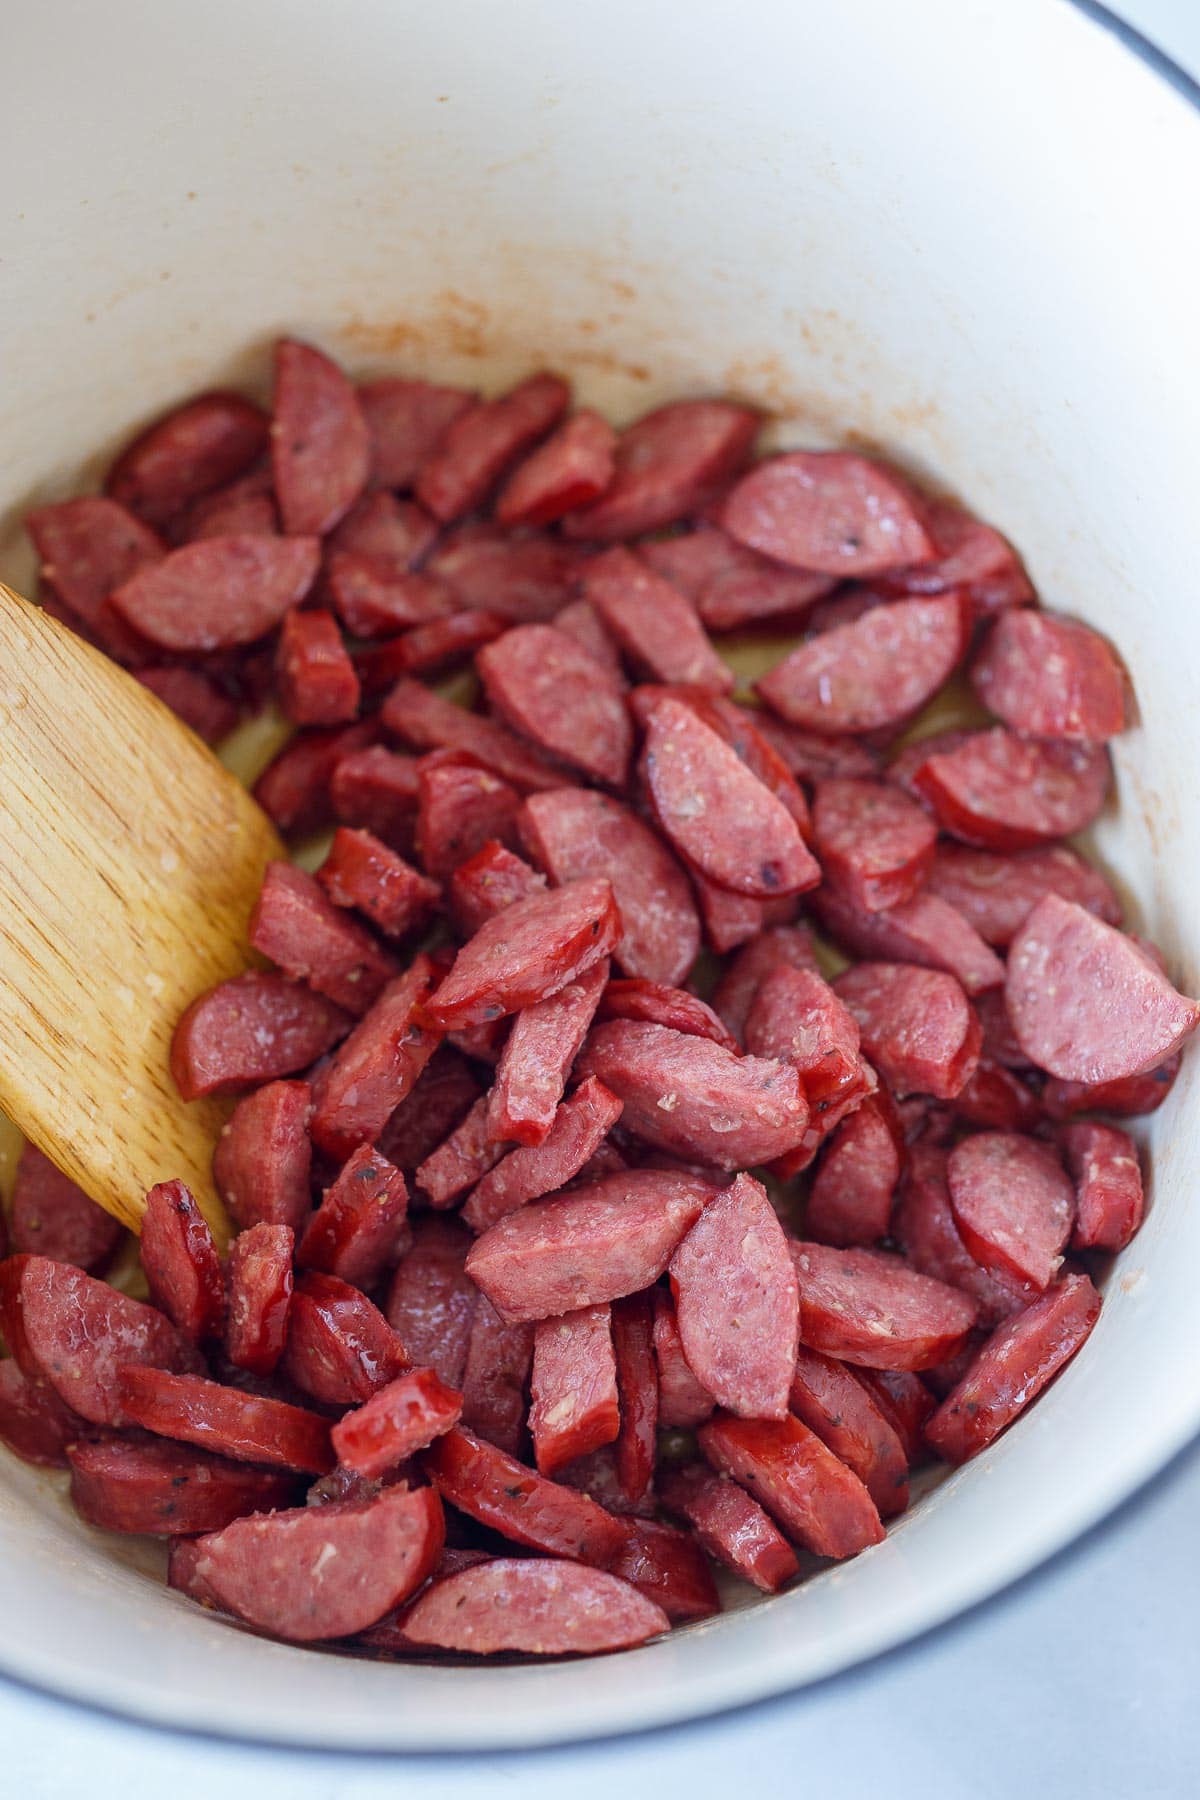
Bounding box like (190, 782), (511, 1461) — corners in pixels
(6, 1), (1200, 1793)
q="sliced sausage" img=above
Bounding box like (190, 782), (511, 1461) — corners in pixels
(807, 1094), (904, 1248)
(416, 1096), (505, 1208)
(173, 975), (351, 1103)
(250, 862), (399, 1017)
(720, 451), (934, 576)
(1063, 1121), (1145, 1252)
(562, 399), (760, 540)
(669, 1174), (799, 1420)
(476, 623), (632, 787)
(519, 788), (701, 987)
(458, 1297), (535, 1458)
(971, 609), (1126, 742)
(641, 524), (834, 631)
(212, 1079), (312, 1233)
(925, 842), (1122, 948)
(224, 1223), (295, 1375)
(751, 710), (883, 784)
(310, 955), (443, 1158)
(67, 1437), (298, 1536)
(743, 964), (869, 1152)
(891, 1145), (1027, 1329)
(583, 547), (734, 693)
(813, 778), (937, 912)
(281, 1271), (408, 1408)
(115, 1366), (333, 1473)
(911, 729), (1112, 850)
(415, 373), (570, 521)
(462, 1077), (623, 1233)
(0, 1254), (197, 1427)
(191, 1482), (442, 1641)
(9, 1143), (123, 1272)
(833, 963), (981, 1100)
(641, 697), (819, 898)
(422, 878), (620, 1031)
(402, 1556), (668, 1655)
(255, 719), (379, 838)
(552, 598), (626, 688)
(328, 557), (457, 638)
(712, 924), (821, 1045)
(111, 533), (320, 652)
(788, 1347), (910, 1517)
(947, 1131), (1074, 1292)
(385, 1218), (477, 1389)
(382, 678), (565, 793)
(813, 885), (1005, 996)
(428, 529), (582, 623)
(577, 1019), (809, 1169)
(448, 840), (547, 939)
(414, 752), (522, 882)
(659, 1462), (798, 1592)
(423, 1425), (628, 1564)
(317, 827), (440, 941)
(27, 495), (164, 639)
(136, 666), (240, 744)
(651, 1290), (714, 1429)
(357, 610), (507, 691)
(1041, 1057), (1181, 1121)
(790, 1240), (979, 1370)
(698, 1412), (884, 1558)
(275, 608), (360, 727)
(463, 1169), (711, 1323)
(357, 376), (475, 489)
(529, 1304), (620, 1476)
(923, 1272), (1101, 1464)
(597, 978), (738, 1053)
(607, 1518), (719, 1622)
(297, 1144), (409, 1288)
(271, 338), (370, 535)
(611, 1291), (659, 1504)
(107, 392), (269, 526)
(875, 498), (1034, 612)
(377, 1047), (481, 1175)
(495, 408), (618, 527)
(331, 1368), (463, 1478)
(327, 487), (440, 565)
(1006, 895), (1200, 1083)
(952, 1058), (1044, 1134)
(140, 1180), (225, 1343)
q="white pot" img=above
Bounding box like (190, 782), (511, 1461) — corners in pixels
(1, 0), (1197, 1752)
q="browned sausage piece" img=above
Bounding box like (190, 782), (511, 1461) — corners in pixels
(172, 976), (350, 1102)
(382, 678), (566, 793)
(427, 529), (582, 623)
(833, 963), (982, 1100)
(874, 498), (1034, 612)
(947, 1132), (1075, 1292)
(812, 778), (937, 912)
(116, 1366), (334, 1474)
(331, 1367), (463, 1478)
(651, 1290), (714, 1429)
(140, 1179), (225, 1342)
(275, 607), (360, 727)
(385, 1218), (477, 1390)
(297, 1144), (410, 1289)
(9, 1143), (123, 1272)
(971, 610), (1126, 742)
(640, 524), (834, 631)
(698, 1411), (885, 1558)
(756, 595), (968, 734)
(256, 719), (379, 838)
(415, 374), (570, 522)
(911, 729), (1111, 851)
(67, 1437), (299, 1536)
(813, 885), (1005, 997)
(190, 1483), (444, 1641)
(0, 1254), (198, 1426)
(519, 788), (701, 987)
(606, 1518), (719, 1622)
(720, 452), (934, 576)
(562, 400), (760, 541)
(458, 1297), (534, 1458)
(212, 1080), (313, 1232)
(669, 1174), (799, 1420)
(328, 557), (457, 639)
(584, 547), (734, 693)
(271, 338), (370, 535)
(659, 1462), (798, 1592)
(1006, 895), (1200, 1083)
(495, 409), (618, 528)
(1063, 1121), (1145, 1252)
(107, 391), (269, 526)
(463, 1169), (712, 1323)
(448, 840), (547, 938)
(357, 377), (475, 490)
(402, 1556), (669, 1655)
(597, 978), (738, 1053)
(476, 623), (633, 788)
(422, 878), (621, 1031)
(550, 599), (626, 688)
(641, 697), (820, 898)
(923, 1272), (1101, 1464)
(26, 496), (164, 629)
(712, 924), (821, 1045)
(423, 1425), (628, 1564)
(111, 534), (321, 652)
(611, 1291), (658, 1504)
(787, 1346), (909, 1518)
(855, 1369), (937, 1464)
(925, 842), (1122, 948)
(416, 1096), (505, 1208)
(752, 711), (883, 784)
(529, 1303), (620, 1476)
(891, 1144), (1028, 1329)
(310, 955), (443, 1159)
(317, 827), (440, 942)
(743, 964), (868, 1148)
(136, 666), (240, 744)
(224, 1223), (295, 1375)
(478, 955), (602, 1150)
(790, 1240), (979, 1370)
(414, 753), (523, 882)
(806, 1095), (904, 1248)
(281, 1271), (408, 1408)
(1042, 1057), (1181, 1121)
(462, 1077), (623, 1233)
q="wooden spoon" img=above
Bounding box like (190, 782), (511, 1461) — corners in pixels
(0, 583), (284, 1245)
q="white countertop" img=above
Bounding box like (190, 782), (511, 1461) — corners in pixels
(8, 4), (1200, 1794)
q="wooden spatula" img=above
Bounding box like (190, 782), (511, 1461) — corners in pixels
(0, 583), (284, 1244)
